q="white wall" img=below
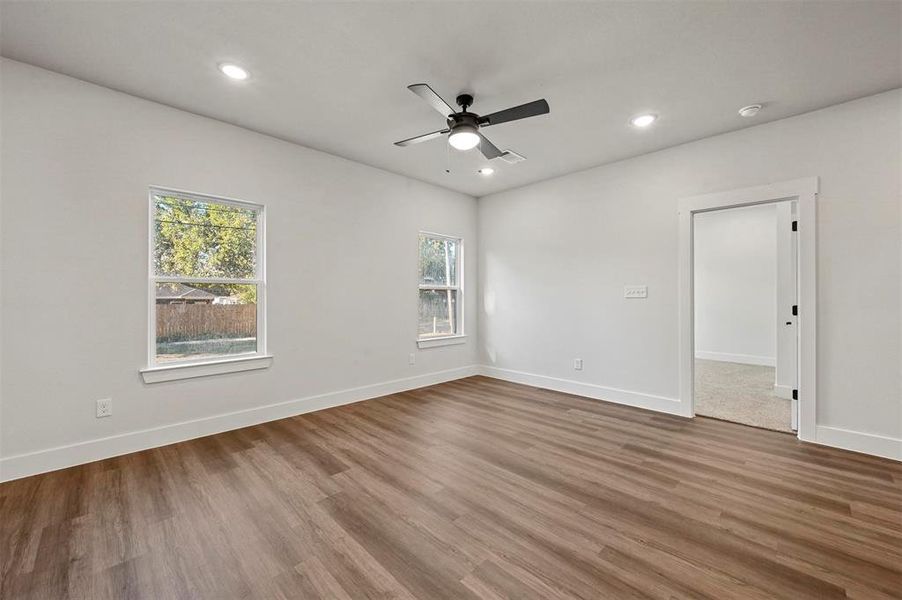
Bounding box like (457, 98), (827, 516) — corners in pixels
(0, 60), (479, 479)
(693, 203), (777, 367)
(2, 59), (899, 473)
(479, 89), (901, 451)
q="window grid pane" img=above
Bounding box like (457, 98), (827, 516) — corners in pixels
(153, 194), (258, 279)
(418, 235), (458, 287)
(154, 282), (258, 363)
(418, 289), (458, 338)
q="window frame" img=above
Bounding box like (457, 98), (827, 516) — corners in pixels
(417, 231), (465, 347)
(143, 186), (269, 378)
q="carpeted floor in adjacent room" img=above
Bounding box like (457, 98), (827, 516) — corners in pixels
(694, 359), (792, 433)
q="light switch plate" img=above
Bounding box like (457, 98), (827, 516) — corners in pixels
(624, 285), (648, 299)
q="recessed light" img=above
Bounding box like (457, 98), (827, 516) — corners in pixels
(219, 63), (249, 81)
(478, 167), (494, 176)
(738, 104), (762, 118)
(630, 114), (657, 128)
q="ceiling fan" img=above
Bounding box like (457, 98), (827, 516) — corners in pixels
(394, 83), (549, 160)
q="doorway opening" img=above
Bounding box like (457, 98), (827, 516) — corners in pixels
(678, 177), (817, 442)
(692, 201), (797, 433)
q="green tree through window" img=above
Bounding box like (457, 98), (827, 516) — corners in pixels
(154, 195), (257, 303)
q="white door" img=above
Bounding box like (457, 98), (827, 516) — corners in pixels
(775, 200), (799, 430)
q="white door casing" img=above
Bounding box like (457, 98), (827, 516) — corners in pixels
(678, 177), (817, 441)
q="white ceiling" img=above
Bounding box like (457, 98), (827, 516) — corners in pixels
(2, 1), (900, 196)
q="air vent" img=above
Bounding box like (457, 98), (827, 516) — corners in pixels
(500, 150), (526, 164)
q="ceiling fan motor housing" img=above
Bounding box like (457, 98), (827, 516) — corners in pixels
(448, 112), (480, 133)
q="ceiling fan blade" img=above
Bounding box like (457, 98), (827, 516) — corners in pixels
(478, 133), (504, 159)
(479, 99), (549, 127)
(407, 83), (455, 117)
(394, 128), (449, 147)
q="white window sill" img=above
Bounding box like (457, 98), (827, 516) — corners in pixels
(141, 355), (273, 384)
(417, 335), (467, 349)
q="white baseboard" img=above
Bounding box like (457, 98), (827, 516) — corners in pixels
(695, 351), (775, 367)
(773, 384), (794, 399)
(4, 364), (897, 482)
(478, 366), (688, 417)
(815, 425), (902, 461)
(0, 365), (480, 483)
(479, 367), (900, 462)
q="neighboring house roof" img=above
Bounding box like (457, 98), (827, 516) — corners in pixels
(156, 282), (216, 301)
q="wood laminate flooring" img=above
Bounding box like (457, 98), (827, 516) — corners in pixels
(1, 376), (900, 599)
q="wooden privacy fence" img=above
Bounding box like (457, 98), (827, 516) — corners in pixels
(157, 304), (256, 341)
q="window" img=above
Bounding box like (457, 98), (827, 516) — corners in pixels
(146, 188), (266, 375)
(418, 232), (464, 345)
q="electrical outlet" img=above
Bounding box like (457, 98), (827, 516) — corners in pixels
(96, 398), (112, 418)
(574, 358), (583, 371)
(408, 353), (416, 366)
(624, 285), (648, 299)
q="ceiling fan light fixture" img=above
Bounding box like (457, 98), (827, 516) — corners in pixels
(448, 124), (480, 151)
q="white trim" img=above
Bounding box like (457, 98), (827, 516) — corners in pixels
(148, 185), (262, 210)
(147, 187), (268, 371)
(5, 364), (899, 482)
(694, 351), (775, 367)
(678, 177), (818, 213)
(815, 426), (902, 461)
(153, 276), (262, 286)
(773, 384), (794, 400)
(417, 335), (468, 349)
(140, 354), (273, 383)
(418, 230), (462, 242)
(417, 284), (458, 291)
(417, 231), (464, 341)
(679, 177), (818, 442)
(0, 365), (480, 482)
(480, 366), (900, 462)
(478, 366), (686, 416)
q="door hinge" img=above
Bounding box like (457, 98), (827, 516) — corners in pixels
(792, 389), (798, 401)
(792, 305), (798, 316)
(791, 220), (798, 231)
